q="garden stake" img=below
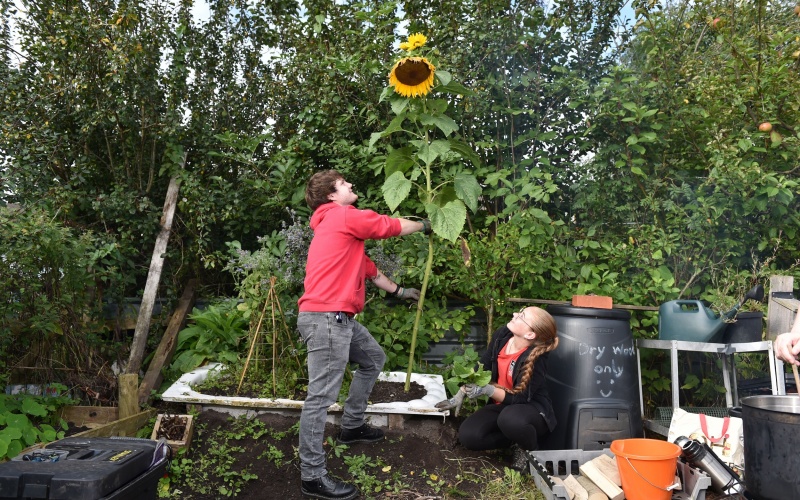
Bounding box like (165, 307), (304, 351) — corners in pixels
(238, 292), (269, 395)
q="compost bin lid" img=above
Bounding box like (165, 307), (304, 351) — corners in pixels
(546, 305), (630, 320)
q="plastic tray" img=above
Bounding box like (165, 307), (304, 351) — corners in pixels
(528, 449), (711, 500)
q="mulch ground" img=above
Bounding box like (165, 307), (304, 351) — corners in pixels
(158, 381), (523, 499)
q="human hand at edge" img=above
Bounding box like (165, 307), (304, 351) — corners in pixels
(397, 287), (420, 301)
(463, 383), (494, 399)
(775, 332), (800, 366)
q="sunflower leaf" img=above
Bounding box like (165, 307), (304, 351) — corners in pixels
(448, 138), (482, 168)
(417, 140), (450, 166)
(426, 200), (466, 243)
(454, 173), (482, 213)
(391, 98), (409, 115)
(385, 147), (415, 176)
(435, 70), (452, 86)
(436, 80), (475, 97)
(420, 114), (458, 137)
(382, 171), (412, 212)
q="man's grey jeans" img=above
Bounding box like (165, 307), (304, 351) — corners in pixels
(297, 312), (386, 481)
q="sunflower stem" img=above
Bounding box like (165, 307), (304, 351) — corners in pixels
(405, 235), (433, 391)
(405, 130), (434, 391)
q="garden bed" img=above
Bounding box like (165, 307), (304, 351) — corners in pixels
(161, 363), (450, 421)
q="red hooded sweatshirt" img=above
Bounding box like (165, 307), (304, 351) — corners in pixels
(298, 203), (402, 315)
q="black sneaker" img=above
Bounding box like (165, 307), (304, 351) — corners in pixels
(511, 444), (530, 472)
(337, 423), (384, 444)
(300, 474), (358, 500)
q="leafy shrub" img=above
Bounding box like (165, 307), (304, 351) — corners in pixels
(440, 346), (492, 397)
(0, 206), (124, 386)
(169, 300), (248, 375)
(0, 387), (74, 460)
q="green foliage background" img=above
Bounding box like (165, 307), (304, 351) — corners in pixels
(2, 0), (800, 408)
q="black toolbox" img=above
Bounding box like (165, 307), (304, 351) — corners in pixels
(0, 437), (169, 500)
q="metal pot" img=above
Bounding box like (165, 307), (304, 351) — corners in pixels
(741, 395), (800, 500)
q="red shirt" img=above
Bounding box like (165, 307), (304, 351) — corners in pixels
(298, 203), (401, 314)
(497, 339), (526, 391)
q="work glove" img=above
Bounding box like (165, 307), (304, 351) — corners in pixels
(421, 219), (433, 235)
(396, 287), (420, 301)
(434, 389), (465, 416)
(463, 383), (494, 399)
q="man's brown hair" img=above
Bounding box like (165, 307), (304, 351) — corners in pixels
(305, 170), (343, 210)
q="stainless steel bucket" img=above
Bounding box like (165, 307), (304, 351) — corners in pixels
(741, 395), (800, 500)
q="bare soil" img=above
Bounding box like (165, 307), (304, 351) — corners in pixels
(156, 381), (521, 499)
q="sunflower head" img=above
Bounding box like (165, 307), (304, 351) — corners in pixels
(399, 33), (427, 51)
(388, 56), (436, 98)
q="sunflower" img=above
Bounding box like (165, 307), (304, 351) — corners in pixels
(399, 33), (427, 51)
(389, 56), (436, 98)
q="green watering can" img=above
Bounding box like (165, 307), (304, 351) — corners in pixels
(658, 284), (764, 342)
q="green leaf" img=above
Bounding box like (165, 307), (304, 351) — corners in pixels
(382, 171), (412, 212)
(22, 397), (48, 417)
(435, 70), (452, 86)
(454, 173), (481, 213)
(420, 114), (458, 137)
(385, 147), (415, 176)
(6, 439), (21, 460)
(427, 200), (466, 243)
(436, 80), (475, 96)
(369, 132), (383, 148)
(448, 139), (482, 168)
(0, 425), (22, 440)
(417, 140), (450, 166)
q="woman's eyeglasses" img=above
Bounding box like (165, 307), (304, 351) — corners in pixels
(514, 307), (534, 331)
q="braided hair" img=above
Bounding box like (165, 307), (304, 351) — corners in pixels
(498, 306), (559, 395)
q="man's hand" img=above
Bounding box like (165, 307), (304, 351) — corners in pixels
(463, 384), (494, 399)
(397, 287), (420, 301)
(775, 331), (800, 366)
(421, 219), (432, 235)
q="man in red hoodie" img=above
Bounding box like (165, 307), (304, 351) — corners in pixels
(297, 170), (430, 500)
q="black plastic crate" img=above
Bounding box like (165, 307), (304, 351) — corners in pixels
(0, 437), (169, 500)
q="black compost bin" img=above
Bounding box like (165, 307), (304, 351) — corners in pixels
(540, 305), (643, 450)
(0, 437), (168, 500)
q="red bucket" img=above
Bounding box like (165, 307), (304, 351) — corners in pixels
(610, 438), (681, 500)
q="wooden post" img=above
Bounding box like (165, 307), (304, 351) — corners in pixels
(118, 374), (139, 419)
(126, 174), (182, 375)
(767, 275), (796, 341)
(138, 279), (198, 405)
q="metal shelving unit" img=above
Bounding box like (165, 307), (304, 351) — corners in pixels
(636, 339), (782, 435)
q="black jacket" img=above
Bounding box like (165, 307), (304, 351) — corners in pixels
(480, 326), (557, 432)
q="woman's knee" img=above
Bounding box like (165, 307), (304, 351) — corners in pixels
(496, 408), (528, 434)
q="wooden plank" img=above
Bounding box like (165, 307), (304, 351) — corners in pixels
(508, 297), (659, 311)
(118, 373), (139, 419)
(18, 409), (156, 456)
(767, 275), (795, 340)
(127, 173), (182, 375)
(138, 279), (198, 404)
(563, 474), (589, 500)
(71, 409), (156, 438)
(575, 475), (610, 500)
(60, 406), (119, 428)
(591, 454), (621, 486)
(579, 461), (624, 500)
(551, 477), (575, 500)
